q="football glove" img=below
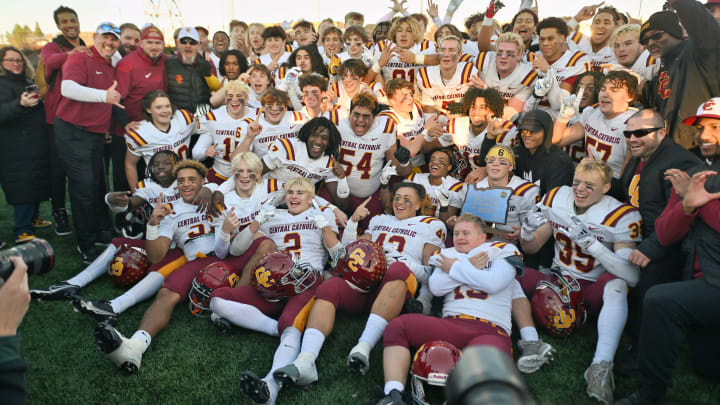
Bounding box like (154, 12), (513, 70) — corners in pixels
(568, 216), (596, 250)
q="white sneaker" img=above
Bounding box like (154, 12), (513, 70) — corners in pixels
(94, 323), (144, 374)
(347, 341), (372, 375)
(517, 339), (556, 373)
(584, 361), (615, 404)
(273, 351), (318, 387)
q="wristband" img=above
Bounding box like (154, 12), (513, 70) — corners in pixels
(372, 61), (381, 73)
(414, 54), (426, 65)
(146, 224), (160, 241)
(399, 160), (411, 167)
(105, 193), (129, 213)
(218, 229), (232, 242)
(423, 130), (434, 143)
(482, 17), (495, 27)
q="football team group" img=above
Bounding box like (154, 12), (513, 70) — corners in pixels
(3, 0), (720, 404)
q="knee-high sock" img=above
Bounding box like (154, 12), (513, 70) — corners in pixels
(266, 327), (301, 378)
(299, 328), (326, 359)
(209, 297), (279, 336)
(109, 271), (165, 314)
(66, 244), (118, 287)
(358, 313), (388, 348)
(593, 279), (628, 363)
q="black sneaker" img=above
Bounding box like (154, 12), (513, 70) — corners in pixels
(210, 313), (233, 333)
(403, 298), (424, 314)
(239, 371), (270, 403)
(615, 346), (639, 377)
(30, 281), (80, 301)
(371, 389), (409, 405)
(72, 297), (118, 324)
(53, 208), (72, 236)
(615, 384), (666, 405)
(95, 230), (114, 247)
(77, 245), (100, 264)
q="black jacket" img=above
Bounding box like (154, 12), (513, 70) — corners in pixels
(621, 136), (700, 260)
(165, 56), (212, 113)
(641, 0), (720, 149)
(0, 72), (49, 205)
(514, 144), (574, 197)
(0, 335), (26, 405)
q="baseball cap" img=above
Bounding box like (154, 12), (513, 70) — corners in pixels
(141, 25), (164, 41)
(178, 27), (200, 42)
(518, 110), (550, 132)
(683, 98), (720, 126)
(96, 22), (121, 39)
(706, 0), (720, 7)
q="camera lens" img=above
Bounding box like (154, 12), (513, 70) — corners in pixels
(0, 239), (55, 280)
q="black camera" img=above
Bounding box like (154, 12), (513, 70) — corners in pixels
(0, 239), (55, 281)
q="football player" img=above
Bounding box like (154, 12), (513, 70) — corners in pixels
(91, 160), (256, 374)
(123, 90), (197, 192)
(417, 35), (479, 118)
(329, 59), (375, 115)
(407, 148), (465, 223)
(298, 74), (332, 120)
(251, 89), (307, 159)
(519, 160), (642, 404)
(372, 17), (437, 89)
(374, 214), (518, 403)
(211, 177), (340, 405)
(245, 64), (273, 110)
(608, 24), (660, 83)
(562, 71), (605, 165)
(276, 46), (329, 110)
(566, 5), (622, 67)
(338, 26), (371, 64)
(273, 182), (446, 387)
(553, 70), (638, 186)
(193, 80), (260, 184)
(252, 26), (290, 74)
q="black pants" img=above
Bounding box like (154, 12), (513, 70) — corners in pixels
(54, 118), (109, 251)
(103, 134), (129, 191)
(639, 278), (720, 388)
(46, 124), (66, 211)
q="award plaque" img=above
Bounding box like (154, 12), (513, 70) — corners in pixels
(463, 185), (513, 225)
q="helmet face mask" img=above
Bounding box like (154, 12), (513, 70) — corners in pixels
(531, 269), (587, 337)
(280, 262), (319, 295)
(410, 341), (461, 405)
(188, 261), (239, 316)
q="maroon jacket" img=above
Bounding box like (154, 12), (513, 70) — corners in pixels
(40, 36), (85, 124)
(115, 47), (167, 126)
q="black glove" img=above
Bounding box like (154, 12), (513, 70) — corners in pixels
(198, 61), (212, 77)
(394, 139), (411, 166)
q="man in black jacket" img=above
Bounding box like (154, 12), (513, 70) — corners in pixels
(640, 0), (720, 149)
(0, 257), (30, 405)
(618, 109), (700, 374)
(165, 27), (217, 114)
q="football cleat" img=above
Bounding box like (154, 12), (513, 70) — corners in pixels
(273, 351), (318, 387)
(584, 361), (615, 404)
(239, 371), (271, 403)
(347, 341), (371, 375)
(210, 312), (233, 334)
(30, 281), (80, 301)
(372, 389), (410, 405)
(72, 298), (118, 324)
(94, 322), (144, 374)
(517, 339), (556, 374)
(402, 298), (424, 314)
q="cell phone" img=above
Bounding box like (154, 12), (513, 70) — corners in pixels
(25, 85), (39, 94)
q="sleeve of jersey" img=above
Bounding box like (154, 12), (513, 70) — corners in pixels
(449, 182), (466, 208)
(191, 132), (213, 161)
(447, 254), (516, 293)
(422, 218), (447, 248)
(438, 119), (456, 147)
(428, 266), (461, 297)
(604, 205), (643, 244)
(124, 129), (146, 157)
(262, 139), (287, 170)
(516, 184), (541, 222)
(133, 186), (152, 204)
(157, 214), (175, 240)
(322, 209), (339, 233)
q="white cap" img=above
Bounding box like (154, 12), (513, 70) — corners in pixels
(177, 27), (199, 42)
(683, 97), (720, 126)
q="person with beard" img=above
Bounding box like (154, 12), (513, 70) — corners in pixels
(165, 27), (218, 114)
(707, 0), (720, 24)
(640, 0), (720, 149)
(111, 23), (140, 67)
(40, 5), (87, 237)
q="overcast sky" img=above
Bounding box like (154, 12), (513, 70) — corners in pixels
(0, 0), (668, 37)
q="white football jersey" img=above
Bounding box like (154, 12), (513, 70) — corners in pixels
(252, 52), (291, 74)
(373, 40), (435, 87)
(578, 106), (636, 178)
(366, 215), (447, 265)
(534, 50), (592, 109)
(563, 114), (586, 164)
(259, 207), (337, 272)
(472, 175), (540, 239)
(539, 186), (643, 282)
(416, 62), (477, 115)
(439, 117), (519, 170)
(629, 50), (661, 82)
(195, 107), (255, 179)
(247, 91), (263, 110)
(377, 103), (426, 166)
(213, 178), (284, 232)
(158, 199), (215, 261)
(134, 179), (180, 208)
(429, 241), (521, 334)
(407, 172), (466, 216)
(252, 111), (307, 158)
(474, 52), (537, 105)
(125, 109), (196, 162)
(567, 32), (617, 68)
(263, 137), (339, 185)
(336, 115), (396, 198)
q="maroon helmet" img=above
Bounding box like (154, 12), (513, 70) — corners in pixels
(188, 261), (239, 316)
(251, 250), (320, 302)
(107, 244), (150, 289)
(410, 340), (462, 405)
(334, 239), (387, 293)
(531, 269), (587, 338)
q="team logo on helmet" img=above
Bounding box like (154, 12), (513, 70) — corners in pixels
(107, 245), (150, 288)
(251, 250), (320, 302)
(531, 269), (587, 338)
(334, 240), (387, 293)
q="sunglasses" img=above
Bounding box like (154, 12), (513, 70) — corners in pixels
(640, 31), (663, 46)
(180, 38), (198, 45)
(99, 24), (121, 35)
(623, 127), (664, 138)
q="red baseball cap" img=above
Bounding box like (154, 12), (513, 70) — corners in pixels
(683, 97), (720, 126)
(141, 25), (164, 41)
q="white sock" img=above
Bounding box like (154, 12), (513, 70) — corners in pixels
(417, 284), (433, 315)
(593, 279), (628, 364)
(266, 327), (301, 377)
(66, 244), (118, 287)
(299, 328), (326, 359)
(358, 313), (388, 349)
(384, 380), (405, 395)
(209, 298), (278, 336)
(260, 376), (279, 405)
(131, 330), (152, 352)
(520, 326), (539, 341)
(109, 271), (165, 314)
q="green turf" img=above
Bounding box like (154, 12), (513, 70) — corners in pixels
(2, 190), (719, 404)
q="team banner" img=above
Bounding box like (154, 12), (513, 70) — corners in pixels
(463, 186), (513, 224)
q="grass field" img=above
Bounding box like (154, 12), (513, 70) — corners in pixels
(2, 190), (719, 404)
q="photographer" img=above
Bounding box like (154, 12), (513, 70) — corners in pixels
(0, 256), (31, 405)
(0, 46), (51, 245)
